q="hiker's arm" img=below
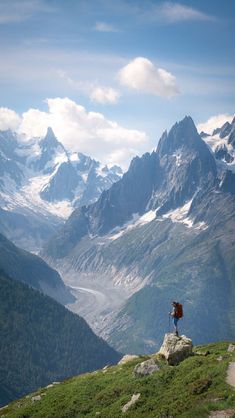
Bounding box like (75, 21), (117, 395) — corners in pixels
(169, 307), (175, 317)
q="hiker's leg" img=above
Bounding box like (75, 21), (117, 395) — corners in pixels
(173, 317), (179, 336)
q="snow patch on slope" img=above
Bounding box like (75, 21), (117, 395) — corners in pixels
(162, 199), (207, 230)
(108, 210), (156, 240)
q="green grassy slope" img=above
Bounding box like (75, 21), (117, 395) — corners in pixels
(2, 341), (235, 418)
(0, 272), (121, 407)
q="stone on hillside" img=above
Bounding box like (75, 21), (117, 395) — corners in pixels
(158, 333), (193, 365)
(228, 344), (235, 353)
(209, 410), (235, 418)
(118, 355), (139, 365)
(133, 358), (161, 378)
(122, 393), (140, 413)
(31, 395), (42, 402)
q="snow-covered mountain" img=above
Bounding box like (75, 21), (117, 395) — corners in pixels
(0, 127), (122, 251)
(200, 116), (235, 173)
(42, 115), (235, 354)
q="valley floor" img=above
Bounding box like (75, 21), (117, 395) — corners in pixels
(63, 270), (131, 338)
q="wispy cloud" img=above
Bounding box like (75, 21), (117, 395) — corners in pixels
(94, 21), (119, 32)
(0, 0), (54, 24)
(90, 86), (120, 104)
(118, 57), (180, 98)
(152, 2), (216, 23)
(57, 70), (120, 105)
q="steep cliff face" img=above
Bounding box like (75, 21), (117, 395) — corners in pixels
(41, 116), (235, 353)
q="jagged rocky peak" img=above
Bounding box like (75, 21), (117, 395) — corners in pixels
(212, 127), (221, 136)
(157, 116), (201, 157)
(219, 121), (232, 139)
(40, 127), (63, 150)
(228, 117), (235, 147)
(214, 144), (234, 163)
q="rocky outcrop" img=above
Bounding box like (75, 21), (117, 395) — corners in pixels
(121, 393), (140, 413)
(133, 358), (161, 377)
(228, 344), (235, 353)
(118, 355), (139, 365)
(158, 333), (193, 365)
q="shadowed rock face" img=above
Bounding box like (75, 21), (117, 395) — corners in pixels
(220, 170), (235, 196)
(43, 116), (217, 259)
(159, 333), (193, 365)
(41, 115), (235, 355)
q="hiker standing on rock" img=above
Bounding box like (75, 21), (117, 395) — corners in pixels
(170, 301), (183, 337)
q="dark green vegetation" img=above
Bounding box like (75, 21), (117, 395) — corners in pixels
(0, 233), (74, 304)
(0, 272), (121, 407)
(1, 342), (235, 417)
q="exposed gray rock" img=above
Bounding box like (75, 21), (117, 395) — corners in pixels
(220, 122), (232, 139)
(226, 362), (235, 388)
(118, 355), (139, 365)
(209, 410), (235, 418)
(158, 333), (193, 365)
(133, 358), (161, 377)
(31, 395), (42, 402)
(122, 393), (140, 413)
(228, 344), (235, 353)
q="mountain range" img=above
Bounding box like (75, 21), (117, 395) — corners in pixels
(0, 127), (122, 252)
(41, 115), (235, 354)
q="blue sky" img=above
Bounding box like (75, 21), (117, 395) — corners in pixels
(0, 0), (234, 167)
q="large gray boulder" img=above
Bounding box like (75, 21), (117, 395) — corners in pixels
(158, 333), (193, 365)
(133, 358), (161, 377)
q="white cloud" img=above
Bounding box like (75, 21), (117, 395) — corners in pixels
(197, 114), (234, 135)
(0, 107), (21, 131)
(118, 57), (180, 98)
(154, 2), (215, 23)
(94, 21), (118, 32)
(57, 70), (120, 105)
(15, 97), (148, 169)
(0, 0), (54, 24)
(89, 86), (120, 104)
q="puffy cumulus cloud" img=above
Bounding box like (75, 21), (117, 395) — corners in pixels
(118, 57), (180, 98)
(197, 114), (234, 135)
(0, 107), (21, 131)
(20, 108), (50, 138)
(90, 86), (120, 104)
(17, 97), (148, 169)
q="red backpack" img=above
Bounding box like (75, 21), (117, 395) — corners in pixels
(175, 303), (183, 318)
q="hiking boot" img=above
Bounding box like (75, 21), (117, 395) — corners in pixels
(175, 331), (179, 337)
